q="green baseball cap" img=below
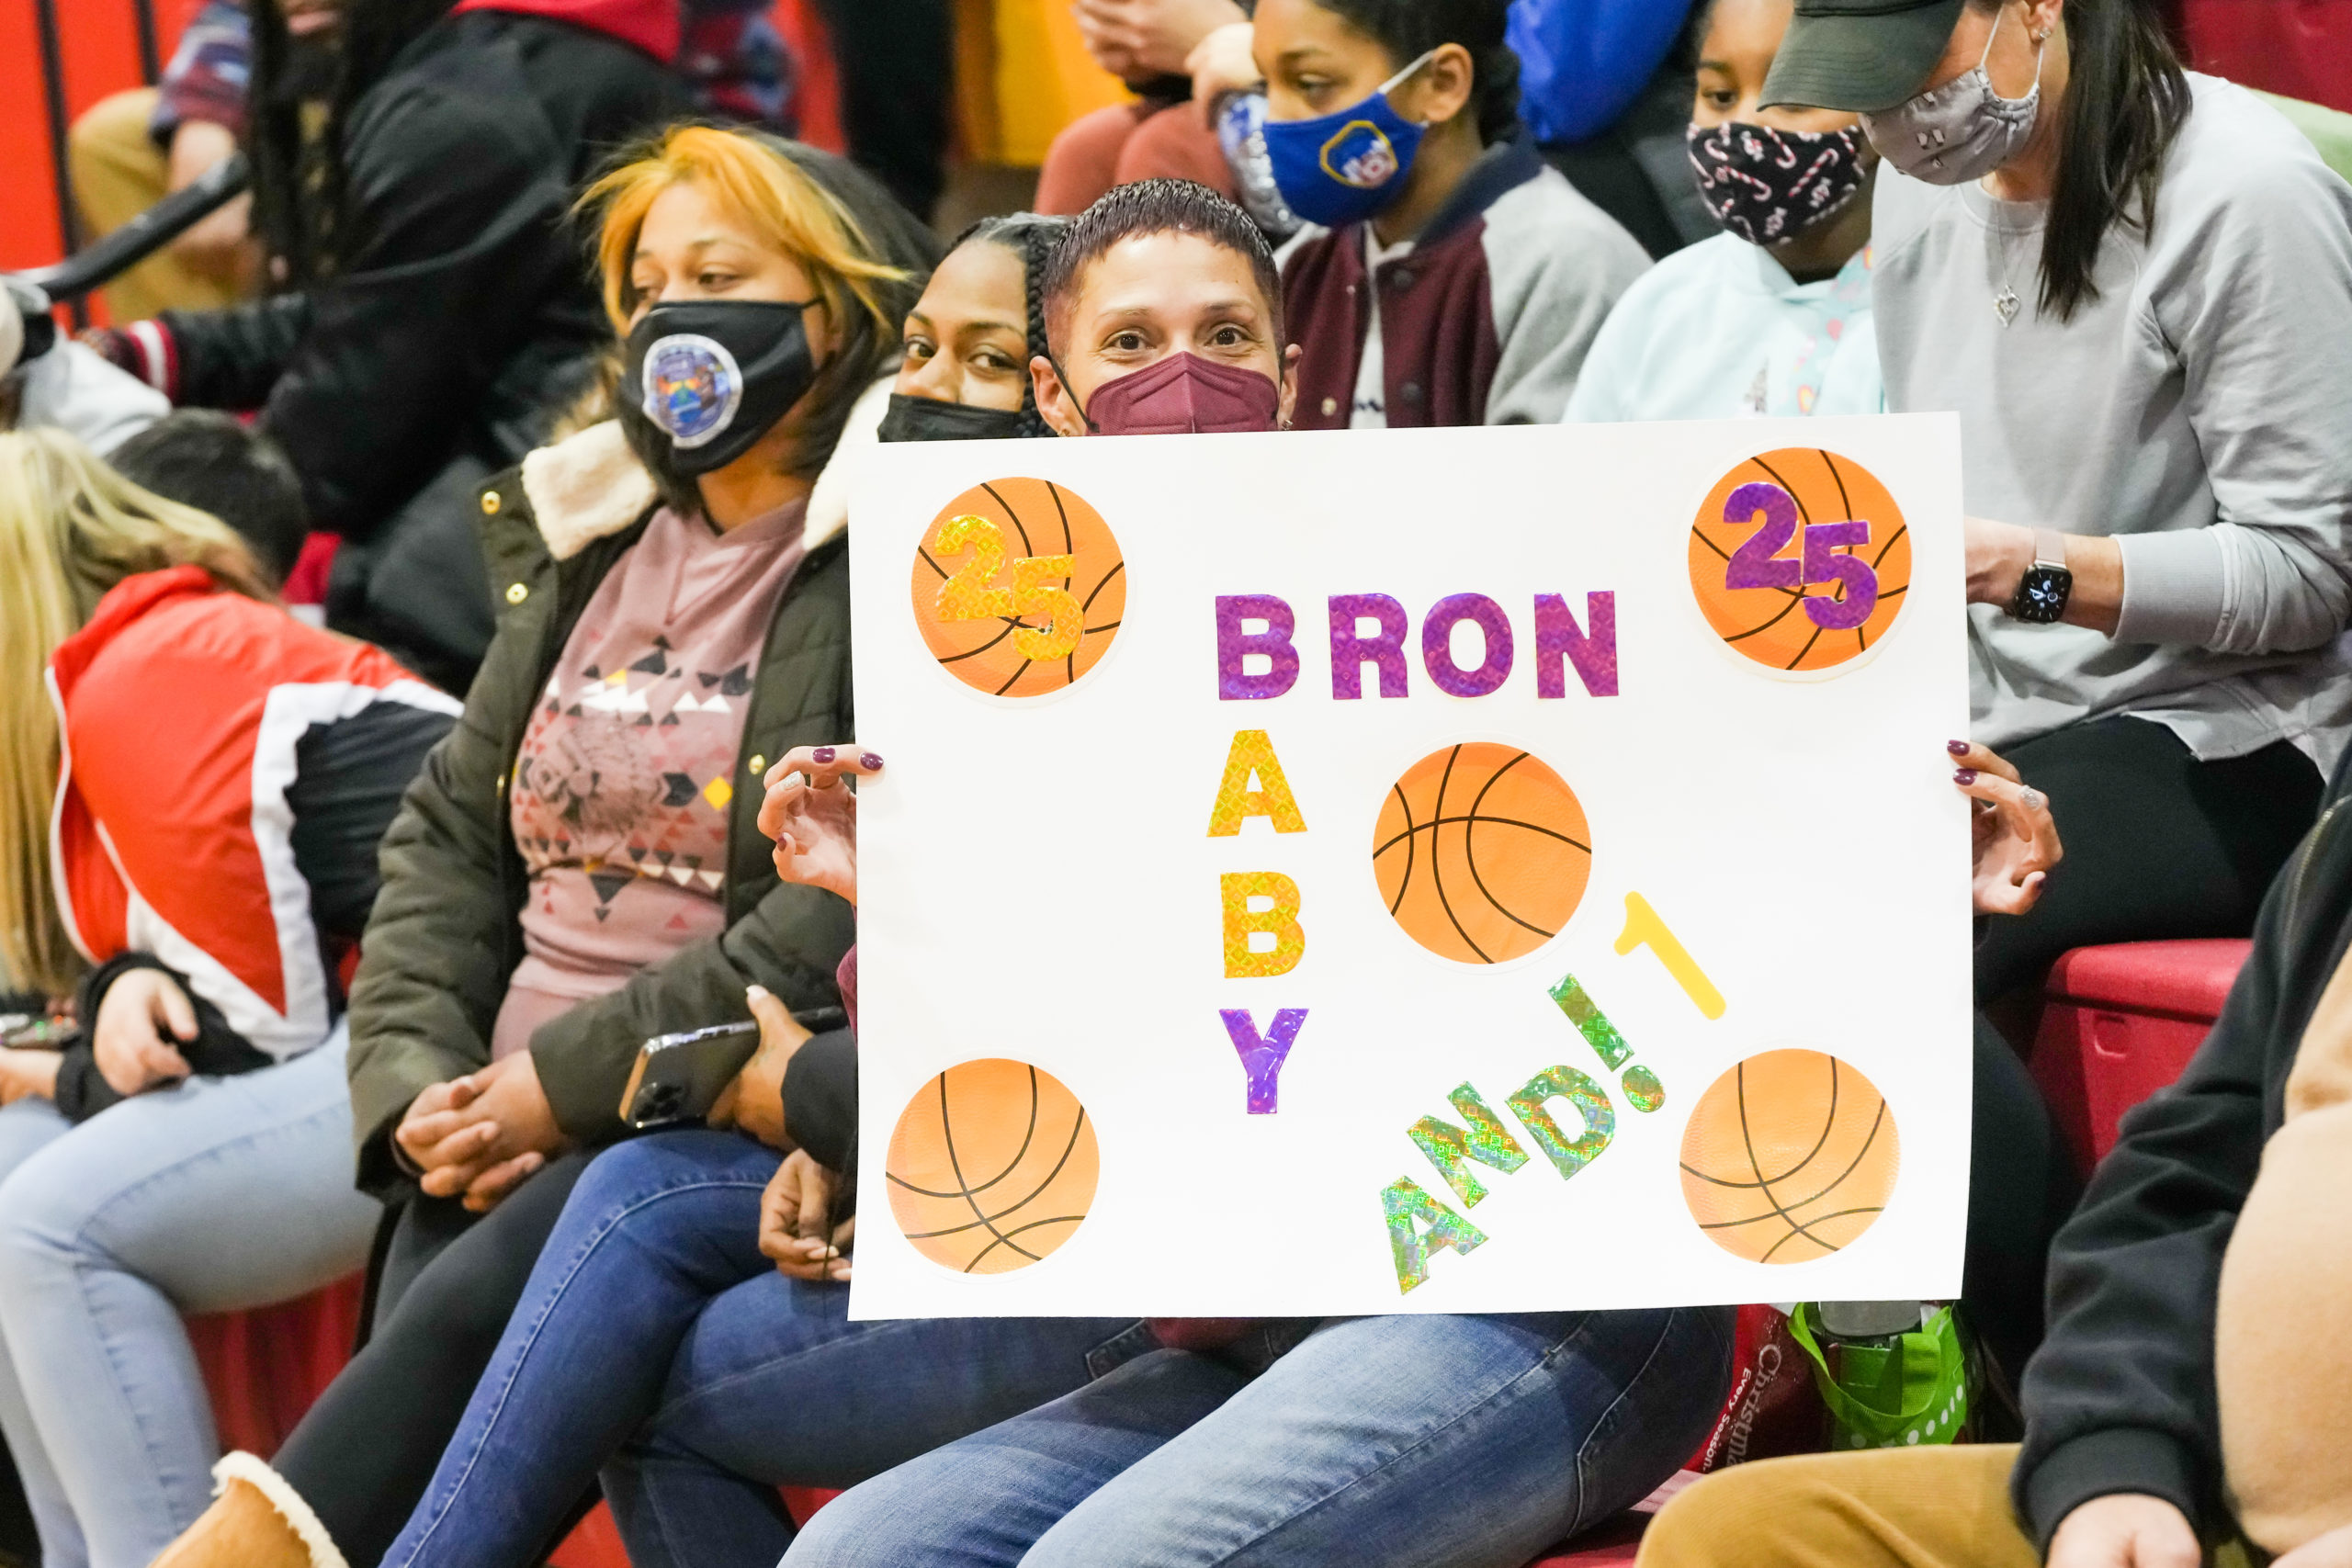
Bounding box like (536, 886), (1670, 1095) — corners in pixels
(1759, 0), (1967, 112)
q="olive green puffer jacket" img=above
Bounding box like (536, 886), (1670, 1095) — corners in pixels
(345, 418), (855, 1199)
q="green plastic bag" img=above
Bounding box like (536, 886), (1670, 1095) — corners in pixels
(1786, 1303), (1971, 1450)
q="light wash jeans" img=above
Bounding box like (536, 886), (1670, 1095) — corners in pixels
(785, 1304), (1736, 1568)
(0, 1025), (379, 1568)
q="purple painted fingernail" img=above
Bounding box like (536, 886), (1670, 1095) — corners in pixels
(812, 747), (835, 764)
(1954, 768), (1978, 785)
(1947, 739), (1970, 755)
(861, 752), (883, 770)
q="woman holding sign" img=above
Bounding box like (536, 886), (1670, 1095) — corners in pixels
(1566, 0), (1886, 422)
(1760, 0), (2352, 1004)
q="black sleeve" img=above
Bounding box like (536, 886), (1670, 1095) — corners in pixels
(160, 292), (313, 413)
(287, 701), (458, 942)
(243, 69), (575, 541)
(2011, 863), (2288, 1546)
(58, 953), (275, 1123)
(784, 1027), (858, 1179)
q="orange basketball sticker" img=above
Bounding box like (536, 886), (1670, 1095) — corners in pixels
(1688, 448), (1910, 673)
(886, 1058), (1100, 1274)
(910, 478), (1126, 697)
(1679, 1048), (1901, 1264)
(1374, 743), (1592, 964)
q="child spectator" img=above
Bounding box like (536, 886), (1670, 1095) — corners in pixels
(1198, 0), (1650, 426)
(142, 126), (935, 1568)
(109, 411), (309, 587)
(0, 428), (453, 1568)
(1567, 0), (1882, 422)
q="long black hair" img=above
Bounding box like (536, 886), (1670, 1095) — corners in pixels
(944, 213), (1069, 439)
(1975, 0), (2191, 321)
(1306, 0), (1522, 146)
(246, 0), (459, 287)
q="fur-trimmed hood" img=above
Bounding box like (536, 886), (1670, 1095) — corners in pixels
(514, 377), (890, 562)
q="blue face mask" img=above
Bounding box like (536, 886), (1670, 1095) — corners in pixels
(1260, 49), (1440, 229)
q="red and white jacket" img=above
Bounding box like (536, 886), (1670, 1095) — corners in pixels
(49, 567), (459, 1062)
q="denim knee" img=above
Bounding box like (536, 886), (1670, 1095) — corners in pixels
(570, 1132), (776, 1218)
(0, 1141), (108, 1279)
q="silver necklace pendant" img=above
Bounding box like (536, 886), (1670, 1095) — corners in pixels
(1993, 283), (2021, 326)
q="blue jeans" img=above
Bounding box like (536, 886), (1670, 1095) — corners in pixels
(382, 1131), (1141, 1568)
(785, 1304), (1736, 1568)
(0, 1029), (379, 1568)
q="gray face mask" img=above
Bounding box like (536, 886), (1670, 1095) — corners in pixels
(1860, 5), (2042, 186)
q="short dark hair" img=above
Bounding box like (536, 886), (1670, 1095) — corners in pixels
(947, 212), (1069, 438)
(1040, 179), (1284, 358)
(1309, 0), (1521, 145)
(109, 412), (308, 583)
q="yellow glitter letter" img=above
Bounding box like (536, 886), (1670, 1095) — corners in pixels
(1509, 1065), (1616, 1181)
(1407, 1084), (1530, 1208)
(1221, 871), (1305, 978)
(1382, 1177), (1487, 1294)
(1204, 729), (1308, 837)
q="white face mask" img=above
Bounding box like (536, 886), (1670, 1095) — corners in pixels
(1860, 5), (2043, 186)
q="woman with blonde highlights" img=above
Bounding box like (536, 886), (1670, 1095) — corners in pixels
(147, 127), (937, 1568)
(0, 428), (451, 1568)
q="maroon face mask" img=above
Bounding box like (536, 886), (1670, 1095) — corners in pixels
(1077, 351), (1282, 435)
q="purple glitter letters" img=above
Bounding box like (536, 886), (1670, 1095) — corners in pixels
(1421, 593), (1514, 697)
(1533, 592), (1619, 698)
(1219, 1008), (1307, 1114)
(1327, 593), (1410, 700)
(1215, 594), (1300, 701)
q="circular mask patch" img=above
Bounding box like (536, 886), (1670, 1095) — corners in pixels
(640, 333), (743, 447)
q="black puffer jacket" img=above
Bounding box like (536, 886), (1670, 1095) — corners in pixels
(162, 7), (688, 691)
(344, 422), (856, 1200)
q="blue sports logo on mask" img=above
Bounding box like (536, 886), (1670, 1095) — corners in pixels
(641, 334), (744, 447)
(1319, 119), (1400, 189)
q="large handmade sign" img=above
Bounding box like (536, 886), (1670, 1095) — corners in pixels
(847, 415), (1970, 1318)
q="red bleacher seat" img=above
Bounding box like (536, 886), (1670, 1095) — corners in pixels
(2030, 939), (2251, 1170)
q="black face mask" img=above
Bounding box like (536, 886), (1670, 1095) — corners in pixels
(876, 392), (1027, 444)
(622, 299), (820, 478)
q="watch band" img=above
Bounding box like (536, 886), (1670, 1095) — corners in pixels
(2032, 527), (2067, 571)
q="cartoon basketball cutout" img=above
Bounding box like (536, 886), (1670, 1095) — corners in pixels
(911, 478), (1125, 697)
(1373, 743), (1591, 964)
(1688, 447), (1911, 673)
(886, 1058), (1101, 1274)
(1680, 1048), (1901, 1264)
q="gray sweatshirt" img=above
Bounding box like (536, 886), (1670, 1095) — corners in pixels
(1872, 75), (2352, 769)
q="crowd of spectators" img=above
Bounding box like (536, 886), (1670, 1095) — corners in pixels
(3, 1), (2352, 1567)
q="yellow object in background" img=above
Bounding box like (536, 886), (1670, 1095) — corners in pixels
(955, 0), (1132, 166)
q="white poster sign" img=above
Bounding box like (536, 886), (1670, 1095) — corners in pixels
(846, 415), (1971, 1318)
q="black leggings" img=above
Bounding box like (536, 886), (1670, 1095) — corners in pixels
(271, 1153), (590, 1568)
(1975, 716), (2323, 1000)
(1960, 716), (2320, 1384)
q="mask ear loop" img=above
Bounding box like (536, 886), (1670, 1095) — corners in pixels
(1975, 5), (2046, 100)
(1044, 353), (1098, 434)
(1375, 46), (1445, 121)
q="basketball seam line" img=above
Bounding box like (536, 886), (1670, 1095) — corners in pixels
(933, 1066), (1046, 1264)
(1428, 745), (1492, 963)
(1464, 752), (1564, 942)
(1731, 1058), (1853, 1255)
(899, 1106), (1091, 1240)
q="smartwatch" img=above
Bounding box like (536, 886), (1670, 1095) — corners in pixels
(2009, 528), (2073, 624)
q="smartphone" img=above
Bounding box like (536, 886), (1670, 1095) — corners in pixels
(618, 1021), (762, 1129)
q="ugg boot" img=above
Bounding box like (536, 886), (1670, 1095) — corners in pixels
(146, 1454), (347, 1568)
